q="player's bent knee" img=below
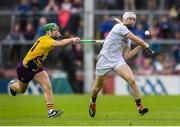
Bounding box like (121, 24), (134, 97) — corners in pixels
(127, 77), (136, 85)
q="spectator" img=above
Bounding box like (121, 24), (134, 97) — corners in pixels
(175, 23), (180, 40)
(30, 0), (41, 29)
(15, 0), (30, 31)
(35, 17), (48, 38)
(153, 53), (165, 72)
(138, 15), (149, 32)
(74, 43), (83, 69)
(133, 53), (145, 71)
(44, 0), (59, 24)
(147, 0), (158, 10)
(99, 14), (114, 39)
(44, 0), (59, 13)
(173, 45), (180, 63)
(30, 0), (41, 11)
(68, 15), (81, 35)
(95, 0), (117, 10)
(137, 57), (154, 75)
(158, 15), (172, 38)
(95, 0), (108, 10)
(133, 23), (145, 39)
(38, 0), (49, 9)
(23, 22), (35, 54)
(61, 0), (72, 11)
(71, 0), (83, 13)
(58, 9), (71, 30)
(16, 0), (30, 13)
(77, 18), (84, 38)
(23, 22), (35, 40)
(169, 6), (178, 20)
(175, 9), (180, 39)
(73, 43), (84, 93)
(160, 54), (176, 74)
(58, 0), (72, 30)
(124, 0), (135, 10)
(149, 25), (159, 40)
(5, 23), (24, 65)
(149, 25), (161, 54)
(69, 0), (83, 34)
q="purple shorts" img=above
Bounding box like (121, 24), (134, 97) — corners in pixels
(17, 62), (44, 84)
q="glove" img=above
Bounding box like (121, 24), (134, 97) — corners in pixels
(144, 47), (155, 55)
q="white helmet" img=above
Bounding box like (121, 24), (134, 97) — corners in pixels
(122, 12), (136, 22)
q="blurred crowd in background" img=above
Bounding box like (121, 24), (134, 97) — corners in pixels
(0, 0), (180, 93)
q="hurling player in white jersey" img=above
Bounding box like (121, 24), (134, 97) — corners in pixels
(89, 12), (149, 117)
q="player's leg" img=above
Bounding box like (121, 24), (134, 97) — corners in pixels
(33, 70), (63, 118)
(114, 64), (148, 115)
(90, 55), (110, 104)
(91, 75), (106, 102)
(9, 80), (28, 96)
(8, 62), (31, 96)
(115, 64), (140, 99)
(89, 55), (112, 117)
(89, 74), (106, 117)
(91, 74), (106, 103)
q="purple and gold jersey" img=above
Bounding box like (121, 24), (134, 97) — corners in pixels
(23, 35), (55, 72)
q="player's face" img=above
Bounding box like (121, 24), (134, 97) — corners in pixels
(125, 17), (136, 27)
(51, 28), (61, 39)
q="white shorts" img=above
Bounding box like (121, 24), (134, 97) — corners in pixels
(95, 55), (126, 76)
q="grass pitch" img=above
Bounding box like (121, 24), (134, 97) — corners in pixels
(0, 94), (180, 126)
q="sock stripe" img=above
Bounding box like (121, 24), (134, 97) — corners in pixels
(47, 103), (54, 111)
(47, 104), (53, 105)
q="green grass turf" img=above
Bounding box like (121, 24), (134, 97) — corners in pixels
(0, 94), (180, 126)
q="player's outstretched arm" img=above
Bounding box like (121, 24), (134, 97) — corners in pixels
(126, 32), (149, 48)
(52, 37), (80, 47)
(126, 32), (155, 55)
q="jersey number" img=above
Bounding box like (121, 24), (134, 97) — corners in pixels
(31, 40), (40, 52)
